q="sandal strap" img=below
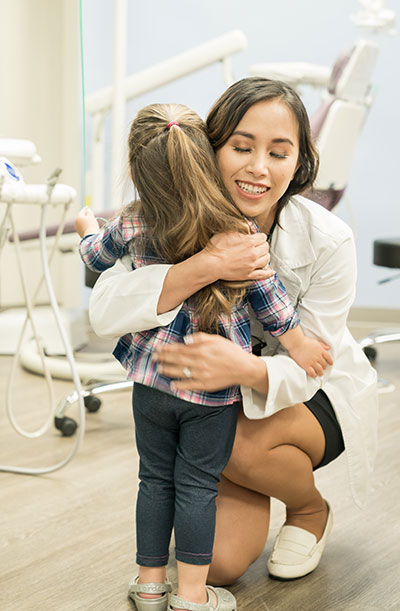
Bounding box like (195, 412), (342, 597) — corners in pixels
(169, 586), (236, 611)
(129, 577), (172, 595)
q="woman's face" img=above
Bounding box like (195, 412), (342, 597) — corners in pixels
(216, 99), (300, 232)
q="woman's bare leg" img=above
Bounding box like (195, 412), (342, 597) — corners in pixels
(209, 403), (329, 584)
(225, 404), (328, 539)
(208, 476), (270, 585)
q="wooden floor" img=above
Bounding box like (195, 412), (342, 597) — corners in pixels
(0, 322), (399, 611)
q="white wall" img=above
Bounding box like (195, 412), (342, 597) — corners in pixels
(0, 0), (80, 206)
(0, 0), (81, 307)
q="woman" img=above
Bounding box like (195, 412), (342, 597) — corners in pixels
(76, 102), (331, 611)
(88, 78), (378, 586)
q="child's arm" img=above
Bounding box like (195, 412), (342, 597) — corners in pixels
(278, 326), (332, 378)
(75, 207), (128, 272)
(75, 207), (100, 237)
(246, 275), (332, 377)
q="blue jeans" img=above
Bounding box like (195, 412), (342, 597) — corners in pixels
(132, 383), (239, 567)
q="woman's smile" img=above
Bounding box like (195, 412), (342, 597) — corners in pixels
(235, 180), (270, 197)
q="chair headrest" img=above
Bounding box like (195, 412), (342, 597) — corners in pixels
(328, 47), (353, 94)
(328, 39), (378, 102)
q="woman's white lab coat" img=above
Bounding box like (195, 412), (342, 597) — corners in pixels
(89, 196), (378, 508)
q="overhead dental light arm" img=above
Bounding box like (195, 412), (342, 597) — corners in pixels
(85, 29), (247, 211)
(249, 62), (331, 90)
(85, 30), (247, 116)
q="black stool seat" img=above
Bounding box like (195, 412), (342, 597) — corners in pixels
(373, 238), (400, 269)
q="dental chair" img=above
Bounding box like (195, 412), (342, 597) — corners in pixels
(250, 38), (379, 212)
(251, 41), (400, 382)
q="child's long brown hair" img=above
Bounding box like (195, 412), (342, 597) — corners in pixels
(124, 103), (250, 331)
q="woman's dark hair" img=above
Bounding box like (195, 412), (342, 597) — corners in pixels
(207, 77), (319, 224)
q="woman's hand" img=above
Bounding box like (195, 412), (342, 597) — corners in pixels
(74, 207), (100, 238)
(204, 232), (273, 282)
(157, 231), (273, 315)
(153, 332), (269, 394)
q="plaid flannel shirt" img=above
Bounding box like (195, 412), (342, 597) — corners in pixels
(79, 212), (299, 406)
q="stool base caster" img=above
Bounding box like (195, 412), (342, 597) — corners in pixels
(363, 346), (377, 363)
(55, 416), (78, 437)
(84, 395), (102, 412)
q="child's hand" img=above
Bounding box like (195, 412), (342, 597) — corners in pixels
(74, 207), (100, 238)
(288, 337), (333, 378)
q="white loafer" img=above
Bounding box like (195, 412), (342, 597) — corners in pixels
(267, 503), (333, 580)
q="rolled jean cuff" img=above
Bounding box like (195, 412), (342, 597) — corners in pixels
(175, 548), (212, 566)
(136, 552), (169, 567)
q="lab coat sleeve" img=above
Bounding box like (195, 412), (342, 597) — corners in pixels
(89, 257), (184, 339)
(241, 233), (357, 419)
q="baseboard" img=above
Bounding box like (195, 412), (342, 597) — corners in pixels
(349, 307), (400, 325)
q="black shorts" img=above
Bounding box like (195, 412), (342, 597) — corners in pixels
(304, 389), (345, 470)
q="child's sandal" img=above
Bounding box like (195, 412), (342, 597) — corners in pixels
(168, 585), (236, 610)
(128, 576), (172, 611)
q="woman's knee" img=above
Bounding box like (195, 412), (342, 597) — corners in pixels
(208, 542), (265, 585)
(207, 555), (249, 586)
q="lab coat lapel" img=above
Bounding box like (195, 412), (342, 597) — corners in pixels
(269, 199), (317, 305)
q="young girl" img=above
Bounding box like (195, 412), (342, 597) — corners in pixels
(75, 103), (332, 611)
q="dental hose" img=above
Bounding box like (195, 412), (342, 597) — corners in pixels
(0, 182), (86, 475)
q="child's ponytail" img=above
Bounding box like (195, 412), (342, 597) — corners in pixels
(126, 104), (252, 331)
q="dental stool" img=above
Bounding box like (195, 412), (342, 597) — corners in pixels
(359, 238), (400, 363)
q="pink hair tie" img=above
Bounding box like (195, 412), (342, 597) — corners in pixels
(167, 121), (179, 129)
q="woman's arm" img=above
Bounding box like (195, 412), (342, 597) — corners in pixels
(89, 231), (272, 337)
(88, 258), (181, 338)
(154, 233), (357, 415)
(249, 234), (356, 416)
(153, 332), (270, 394)
(158, 231), (272, 313)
